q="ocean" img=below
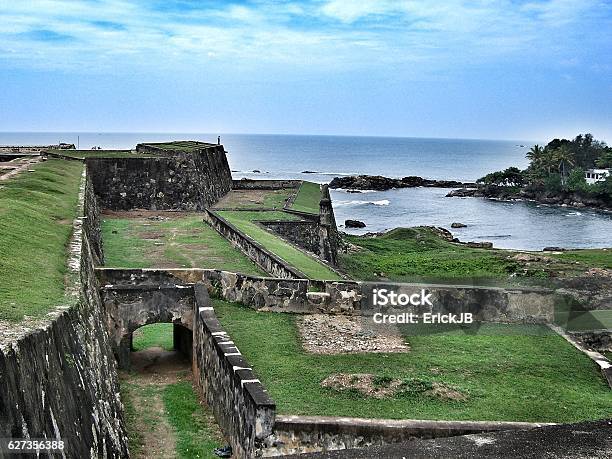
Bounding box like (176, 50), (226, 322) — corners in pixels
(2, 132), (610, 250)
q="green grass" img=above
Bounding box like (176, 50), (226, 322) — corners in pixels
(0, 159), (84, 321)
(290, 181), (321, 214)
(549, 249), (612, 269)
(101, 214), (266, 275)
(340, 227), (520, 283)
(214, 300), (612, 423)
(119, 381), (145, 457)
(142, 141), (212, 153)
(48, 149), (156, 159)
(133, 323), (174, 351)
(163, 382), (225, 458)
(217, 211), (341, 280)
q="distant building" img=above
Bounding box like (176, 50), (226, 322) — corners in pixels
(585, 168), (610, 184)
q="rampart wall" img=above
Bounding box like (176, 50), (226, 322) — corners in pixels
(88, 144), (232, 210)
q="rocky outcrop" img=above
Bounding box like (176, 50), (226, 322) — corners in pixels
(345, 219), (366, 228)
(451, 222), (467, 228)
(329, 175), (474, 191)
(447, 185), (612, 210)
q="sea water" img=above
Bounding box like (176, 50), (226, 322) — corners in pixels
(1, 132), (610, 250)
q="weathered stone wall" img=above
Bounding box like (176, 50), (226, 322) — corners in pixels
(233, 179), (301, 190)
(318, 185), (339, 265)
(84, 170), (104, 264)
(96, 268), (561, 323)
(260, 220), (321, 254)
(192, 284), (276, 459)
(0, 170), (129, 458)
(264, 416), (554, 456)
(204, 209), (308, 279)
(100, 284), (194, 369)
(88, 145), (231, 210)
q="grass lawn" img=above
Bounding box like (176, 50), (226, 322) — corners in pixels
(141, 141), (212, 153)
(48, 150), (157, 159)
(101, 213), (266, 275)
(213, 188), (294, 210)
(0, 159), (84, 321)
(217, 211), (342, 280)
(340, 227), (520, 283)
(290, 181), (321, 214)
(549, 249), (612, 269)
(133, 323), (174, 351)
(214, 300), (612, 423)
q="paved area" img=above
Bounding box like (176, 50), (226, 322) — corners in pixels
(285, 419), (612, 458)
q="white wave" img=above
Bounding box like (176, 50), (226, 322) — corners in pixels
(335, 188), (378, 194)
(566, 212), (582, 216)
(334, 199), (390, 207)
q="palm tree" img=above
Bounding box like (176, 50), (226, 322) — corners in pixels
(553, 145), (575, 185)
(526, 144), (544, 163)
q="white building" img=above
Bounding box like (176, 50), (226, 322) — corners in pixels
(585, 168), (610, 185)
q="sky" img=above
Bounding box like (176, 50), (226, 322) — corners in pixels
(0, 0), (610, 141)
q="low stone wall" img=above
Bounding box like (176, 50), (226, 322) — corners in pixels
(233, 179), (301, 190)
(192, 284), (276, 458)
(96, 268), (561, 323)
(260, 220), (321, 254)
(84, 169), (104, 264)
(0, 170), (129, 457)
(265, 416), (554, 456)
(88, 144), (231, 210)
(204, 209), (308, 279)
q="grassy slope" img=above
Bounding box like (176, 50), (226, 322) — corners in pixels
(341, 227), (519, 283)
(102, 215), (266, 275)
(0, 159), (84, 321)
(290, 181), (320, 214)
(214, 300), (612, 423)
(217, 211), (341, 280)
(549, 249), (612, 269)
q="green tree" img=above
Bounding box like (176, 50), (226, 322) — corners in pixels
(553, 145), (575, 185)
(595, 149), (612, 168)
(566, 168), (588, 192)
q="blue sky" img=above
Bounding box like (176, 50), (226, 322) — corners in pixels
(0, 0), (610, 141)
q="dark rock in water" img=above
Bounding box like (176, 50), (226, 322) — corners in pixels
(543, 246), (566, 252)
(466, 241), (493, 249)
(252, 169), (261, 173)
(329, 174), (473, 191)
(345, 219), (367, 228)
(451, 222), (467, 228)
(346, 189), (363, 193)
(301, 170), (319, 174)
(447, 188), (480, 197)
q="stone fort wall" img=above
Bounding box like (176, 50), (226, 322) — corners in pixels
(88, 144), (232, 210)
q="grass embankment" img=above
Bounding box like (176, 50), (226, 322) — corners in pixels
(549, 249), (612, 269)
(142, 141), (211, 153)
(48, 150), (157, 159)
(0, 159), (84, 321)
(290, 181), (321, 214)
(340, 227), (519, 283)
(217, 211), (341, 280)
(214, 300), (612, 423)
(133, 323), (174, 351)
(101, 213), (265, 275)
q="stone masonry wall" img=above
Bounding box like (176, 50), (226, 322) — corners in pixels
(88, 144), (231, 210)
(96, 268), (561, 323)
(260, 220), (321, 255)
(192, 284), (276, 458)
(0, 170), (129, 457)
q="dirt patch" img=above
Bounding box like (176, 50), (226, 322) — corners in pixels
(298, 314), (410, 354)
(321, 373), (468, 401)
(213, 189), (293, 209)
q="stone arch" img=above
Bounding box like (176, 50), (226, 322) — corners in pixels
(102, 286), (195, 369)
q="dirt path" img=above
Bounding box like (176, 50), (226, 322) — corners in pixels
(0, 156), (42, 181)
(120, 349), (187, 459)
